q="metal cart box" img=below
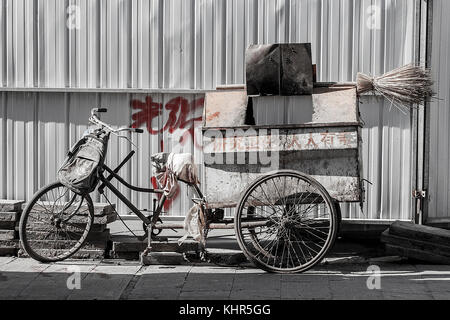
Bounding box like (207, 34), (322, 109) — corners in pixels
(202, 84), (363, 209)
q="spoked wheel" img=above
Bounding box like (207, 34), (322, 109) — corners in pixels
(19, 182), (94, 262)
(235, 170), (339, 274)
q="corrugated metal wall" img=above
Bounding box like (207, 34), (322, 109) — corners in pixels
(427, 0), (450, 222)
(0, 0), (418, 219)
(0, 0), (417, 88)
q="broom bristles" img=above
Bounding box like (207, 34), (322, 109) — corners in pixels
(357, 64), (434, 113)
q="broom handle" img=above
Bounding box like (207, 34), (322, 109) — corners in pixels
(314, 82), (357, 87)
(313, 81), (385, 97)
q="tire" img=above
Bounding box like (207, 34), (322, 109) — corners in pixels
(234, 170), (339, 274)
(19, 182), (94, 262)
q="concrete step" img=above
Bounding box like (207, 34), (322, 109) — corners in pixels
(381, 221), (450, 264)
(205, 248), (248, 265)
(140, 252), (187, 265)
(0, 230), (18, 241)
(110, 235), (200, 260)
(139, 248), (250, 267)
(0, 239), (20, 256)
(0, 247), (18, 256)
(18, 248), (106, 260)
(385, 244), (450, 265)
(0, 212), (21, 230)
(0, 200), (24, 212)
(389, 221), (450, 246)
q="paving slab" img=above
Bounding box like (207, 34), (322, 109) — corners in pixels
(179, 290), (231, 300)
(17, 262), (99, 300)
(122, 265), (191, 300)
(281, 280), (332, 300)
(0, 257), (49, 272)
(182, 274), (235, 292)
(231, 273), (281, 292)
(0, 258), (50, 298)
(0, 256), (15, 266)
(67, 264), (141, 300)
(0, 258), (449, 300)
(328, 278), (383, 300)
(0, 272), (42, 299)
(229, 289), (281, 300)
(189, 265), (237, 274)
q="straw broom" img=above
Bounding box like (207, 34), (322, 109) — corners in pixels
(356, 64), (434, 113)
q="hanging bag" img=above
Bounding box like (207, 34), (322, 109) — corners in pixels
(58, 132), (109, 195)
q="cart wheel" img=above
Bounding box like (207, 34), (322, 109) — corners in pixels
(235, 170), (339, 273)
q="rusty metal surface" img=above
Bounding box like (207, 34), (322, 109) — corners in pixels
(252, 85), (358, 126)
(202, 81), (363, 208)
(245, 43), (313, 96)
(203, 89), (248, 127)
(203, 82), (362, 208)
(203, 125), (361, 208)
(312, 86), (359, 123)
(203, 126), (359, 154)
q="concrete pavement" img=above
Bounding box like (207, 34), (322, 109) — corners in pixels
(1, 256), (450, 300)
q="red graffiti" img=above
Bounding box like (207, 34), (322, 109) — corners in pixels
(131, 96), (204, 145)
(132, 96), (204, 211)
(130, 97), (163, 134)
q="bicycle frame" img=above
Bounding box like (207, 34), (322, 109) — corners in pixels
(96, 150), (203, 229)
(97, 167), (164, 227)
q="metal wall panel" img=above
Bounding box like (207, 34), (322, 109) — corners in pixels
(427, 0), (450, 221)
(0, 0), (418, 219)
(0, 0), (417, 89)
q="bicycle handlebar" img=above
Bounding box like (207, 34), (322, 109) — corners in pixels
(91, 107), (108, 116)
(89, 108), (143, 135)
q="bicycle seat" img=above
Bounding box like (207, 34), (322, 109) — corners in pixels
(151, 152), (199, 185)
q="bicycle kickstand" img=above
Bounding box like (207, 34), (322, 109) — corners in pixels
(141, 225), (153, 257)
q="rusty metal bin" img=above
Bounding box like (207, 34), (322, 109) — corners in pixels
(202, 84), (363, 209)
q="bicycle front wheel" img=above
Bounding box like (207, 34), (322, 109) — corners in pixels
(19, 182), (94, 262)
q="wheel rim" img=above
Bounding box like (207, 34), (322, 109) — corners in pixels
(21, 183), (93, 261)
(235, 172), (337, 273)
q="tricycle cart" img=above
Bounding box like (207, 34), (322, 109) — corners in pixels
(198, 83), (363, 273)
(18, 83), (363, 274)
